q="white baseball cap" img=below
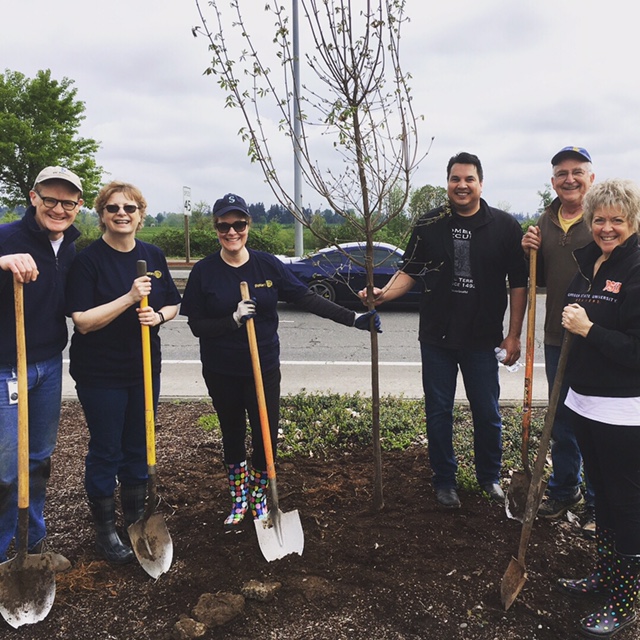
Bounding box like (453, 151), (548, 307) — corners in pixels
(33, 166), (83, 193)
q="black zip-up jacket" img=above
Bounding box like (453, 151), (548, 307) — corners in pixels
(0, 206), (80, 364)
(565, 235), (640, 398)
(401, 198), (527, 348)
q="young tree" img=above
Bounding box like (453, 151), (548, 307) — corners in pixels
(537, 183), (553, 215)
(409, 184), (447, 218)
(193, 0), (424, 509)
(0, 69), (102, 208)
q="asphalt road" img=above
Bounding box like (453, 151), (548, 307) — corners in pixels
(61, 287), (550, 405)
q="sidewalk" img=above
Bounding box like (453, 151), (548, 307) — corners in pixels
(61, 359), (548, 406)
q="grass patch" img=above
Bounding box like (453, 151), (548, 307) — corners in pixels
(197, 392), (548, 492)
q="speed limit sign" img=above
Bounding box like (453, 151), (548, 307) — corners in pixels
(183, 186), (192, 216)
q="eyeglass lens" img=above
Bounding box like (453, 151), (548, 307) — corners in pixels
(37, 191), (79, 212)
(216, 221), (248, 233)
(105, 204), (139, 214)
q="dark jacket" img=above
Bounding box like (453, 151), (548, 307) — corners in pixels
(565, 235), (640, 397)
(401, 199), (527, 348)
(0, 206), (80, 364)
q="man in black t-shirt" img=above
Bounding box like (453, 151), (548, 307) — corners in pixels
(361, 152), (527, 508)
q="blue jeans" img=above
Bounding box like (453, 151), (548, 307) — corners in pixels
(421, 343), (502, 489)
(545, 344), (595, 506)
(76, 381), (158, 498)
(0, 354), (62, 561)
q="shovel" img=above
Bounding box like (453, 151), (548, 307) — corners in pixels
(500, 331), (573, 611)
(505, 249), (537, 522)
(127, 260), (173, 579)
(0, 278), (55, 628)
(240, 281), (304, 562)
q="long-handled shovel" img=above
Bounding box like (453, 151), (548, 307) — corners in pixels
(240, 282), (304, 562)
(501, 331), (573, 611)
(128, 260), (173, 579)
(505, 249), (537, 522)
(0, 278), (55, 628)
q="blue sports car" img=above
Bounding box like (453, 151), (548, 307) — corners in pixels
(280, 242), (420, 306)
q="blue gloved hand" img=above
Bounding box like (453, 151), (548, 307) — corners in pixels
(354, 309), (382, 333)
(233, 299), (257, 326)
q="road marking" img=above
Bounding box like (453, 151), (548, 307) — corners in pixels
(63, 360), (545, 367)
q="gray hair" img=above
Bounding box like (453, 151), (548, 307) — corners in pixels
(582, 178), (640, 233)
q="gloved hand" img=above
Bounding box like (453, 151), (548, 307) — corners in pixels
(233, 299), (257, 326)
(354, 309), (382, 333)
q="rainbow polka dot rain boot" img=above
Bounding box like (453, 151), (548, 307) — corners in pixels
(249, 467), (269, 521)
(224, 461), (248, 531)
(580, 551), (640, 638)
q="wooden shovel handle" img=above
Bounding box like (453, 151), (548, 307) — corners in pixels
(13, 278), (29, 511)
(136, 260), (156, 471)
(521, 249), (537, 473)
(240, 282), (277, 483)
(517, 330), (573, 562)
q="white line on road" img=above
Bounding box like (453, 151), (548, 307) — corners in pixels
(62, 359), (546, 367)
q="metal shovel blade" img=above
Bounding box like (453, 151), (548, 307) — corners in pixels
(0, 553), (55, 628)
(128, 514), (173, 580)
(254, 508), (304, 562)
(505, 471), (530, 523)
(501, 556), (527, 611)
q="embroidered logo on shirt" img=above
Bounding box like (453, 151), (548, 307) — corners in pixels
(603, 280), (622, 294)
(255, 280), (273, 288)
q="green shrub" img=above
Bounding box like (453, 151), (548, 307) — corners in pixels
(194, 391), (547, 492)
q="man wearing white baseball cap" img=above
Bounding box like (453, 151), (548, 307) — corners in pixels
(0, 165), (84, 569)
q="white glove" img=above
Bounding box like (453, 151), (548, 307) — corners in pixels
(233, 299), (257, 326)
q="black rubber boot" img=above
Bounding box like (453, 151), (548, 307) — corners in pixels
(88, 495), (134, 565)
(580, 550), (640, 638)
(558, 526), (614, 597)
(120, 484), (147, 531)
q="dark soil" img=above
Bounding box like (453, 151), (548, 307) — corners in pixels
(2, 401), (632, 640)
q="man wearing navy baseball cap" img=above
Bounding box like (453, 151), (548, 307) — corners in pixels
(522, 148), (596, 535)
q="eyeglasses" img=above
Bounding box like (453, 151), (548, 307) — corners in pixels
(104, 204), (139, 214)
(553, 169), (588, 181)
(35, 190), (80, 212)
(215, 220), (248, 233)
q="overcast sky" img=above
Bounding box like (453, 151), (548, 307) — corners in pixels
(3, 0), (636, 217)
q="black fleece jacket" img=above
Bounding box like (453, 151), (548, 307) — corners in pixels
(401, 199), (527, 349)
(565, 235), (640, 398)
(0, 206), (80, 364)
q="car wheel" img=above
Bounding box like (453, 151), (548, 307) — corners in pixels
(309, 280), (336, 302)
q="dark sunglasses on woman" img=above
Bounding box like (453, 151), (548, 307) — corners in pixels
(215, 220), (248, 233)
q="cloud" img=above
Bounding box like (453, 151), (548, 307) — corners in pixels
(2, 0), (639, 221)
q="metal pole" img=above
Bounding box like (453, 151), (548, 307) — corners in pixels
(293, 0), (304, 256)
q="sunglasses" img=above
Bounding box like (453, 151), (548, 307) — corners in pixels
(104, 204), (139, 214)
(215, 220), (248, 233)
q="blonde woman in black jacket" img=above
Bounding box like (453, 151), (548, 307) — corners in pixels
(557, 178), (640, 639)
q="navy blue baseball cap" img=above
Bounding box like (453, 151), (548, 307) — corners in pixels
(551, 146), (592, 166)
(212, 193), (250, 217)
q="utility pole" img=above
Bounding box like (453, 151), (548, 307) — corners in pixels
(293, 0), (304, 256)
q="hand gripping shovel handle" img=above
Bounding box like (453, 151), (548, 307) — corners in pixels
(136, 261), (157, 513)
(521, 249), (537, 475)
(240, 282), (279, 507)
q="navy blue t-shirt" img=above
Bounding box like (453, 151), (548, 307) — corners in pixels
(65, 238), (181, 387)
(180, 250), (308, 376)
